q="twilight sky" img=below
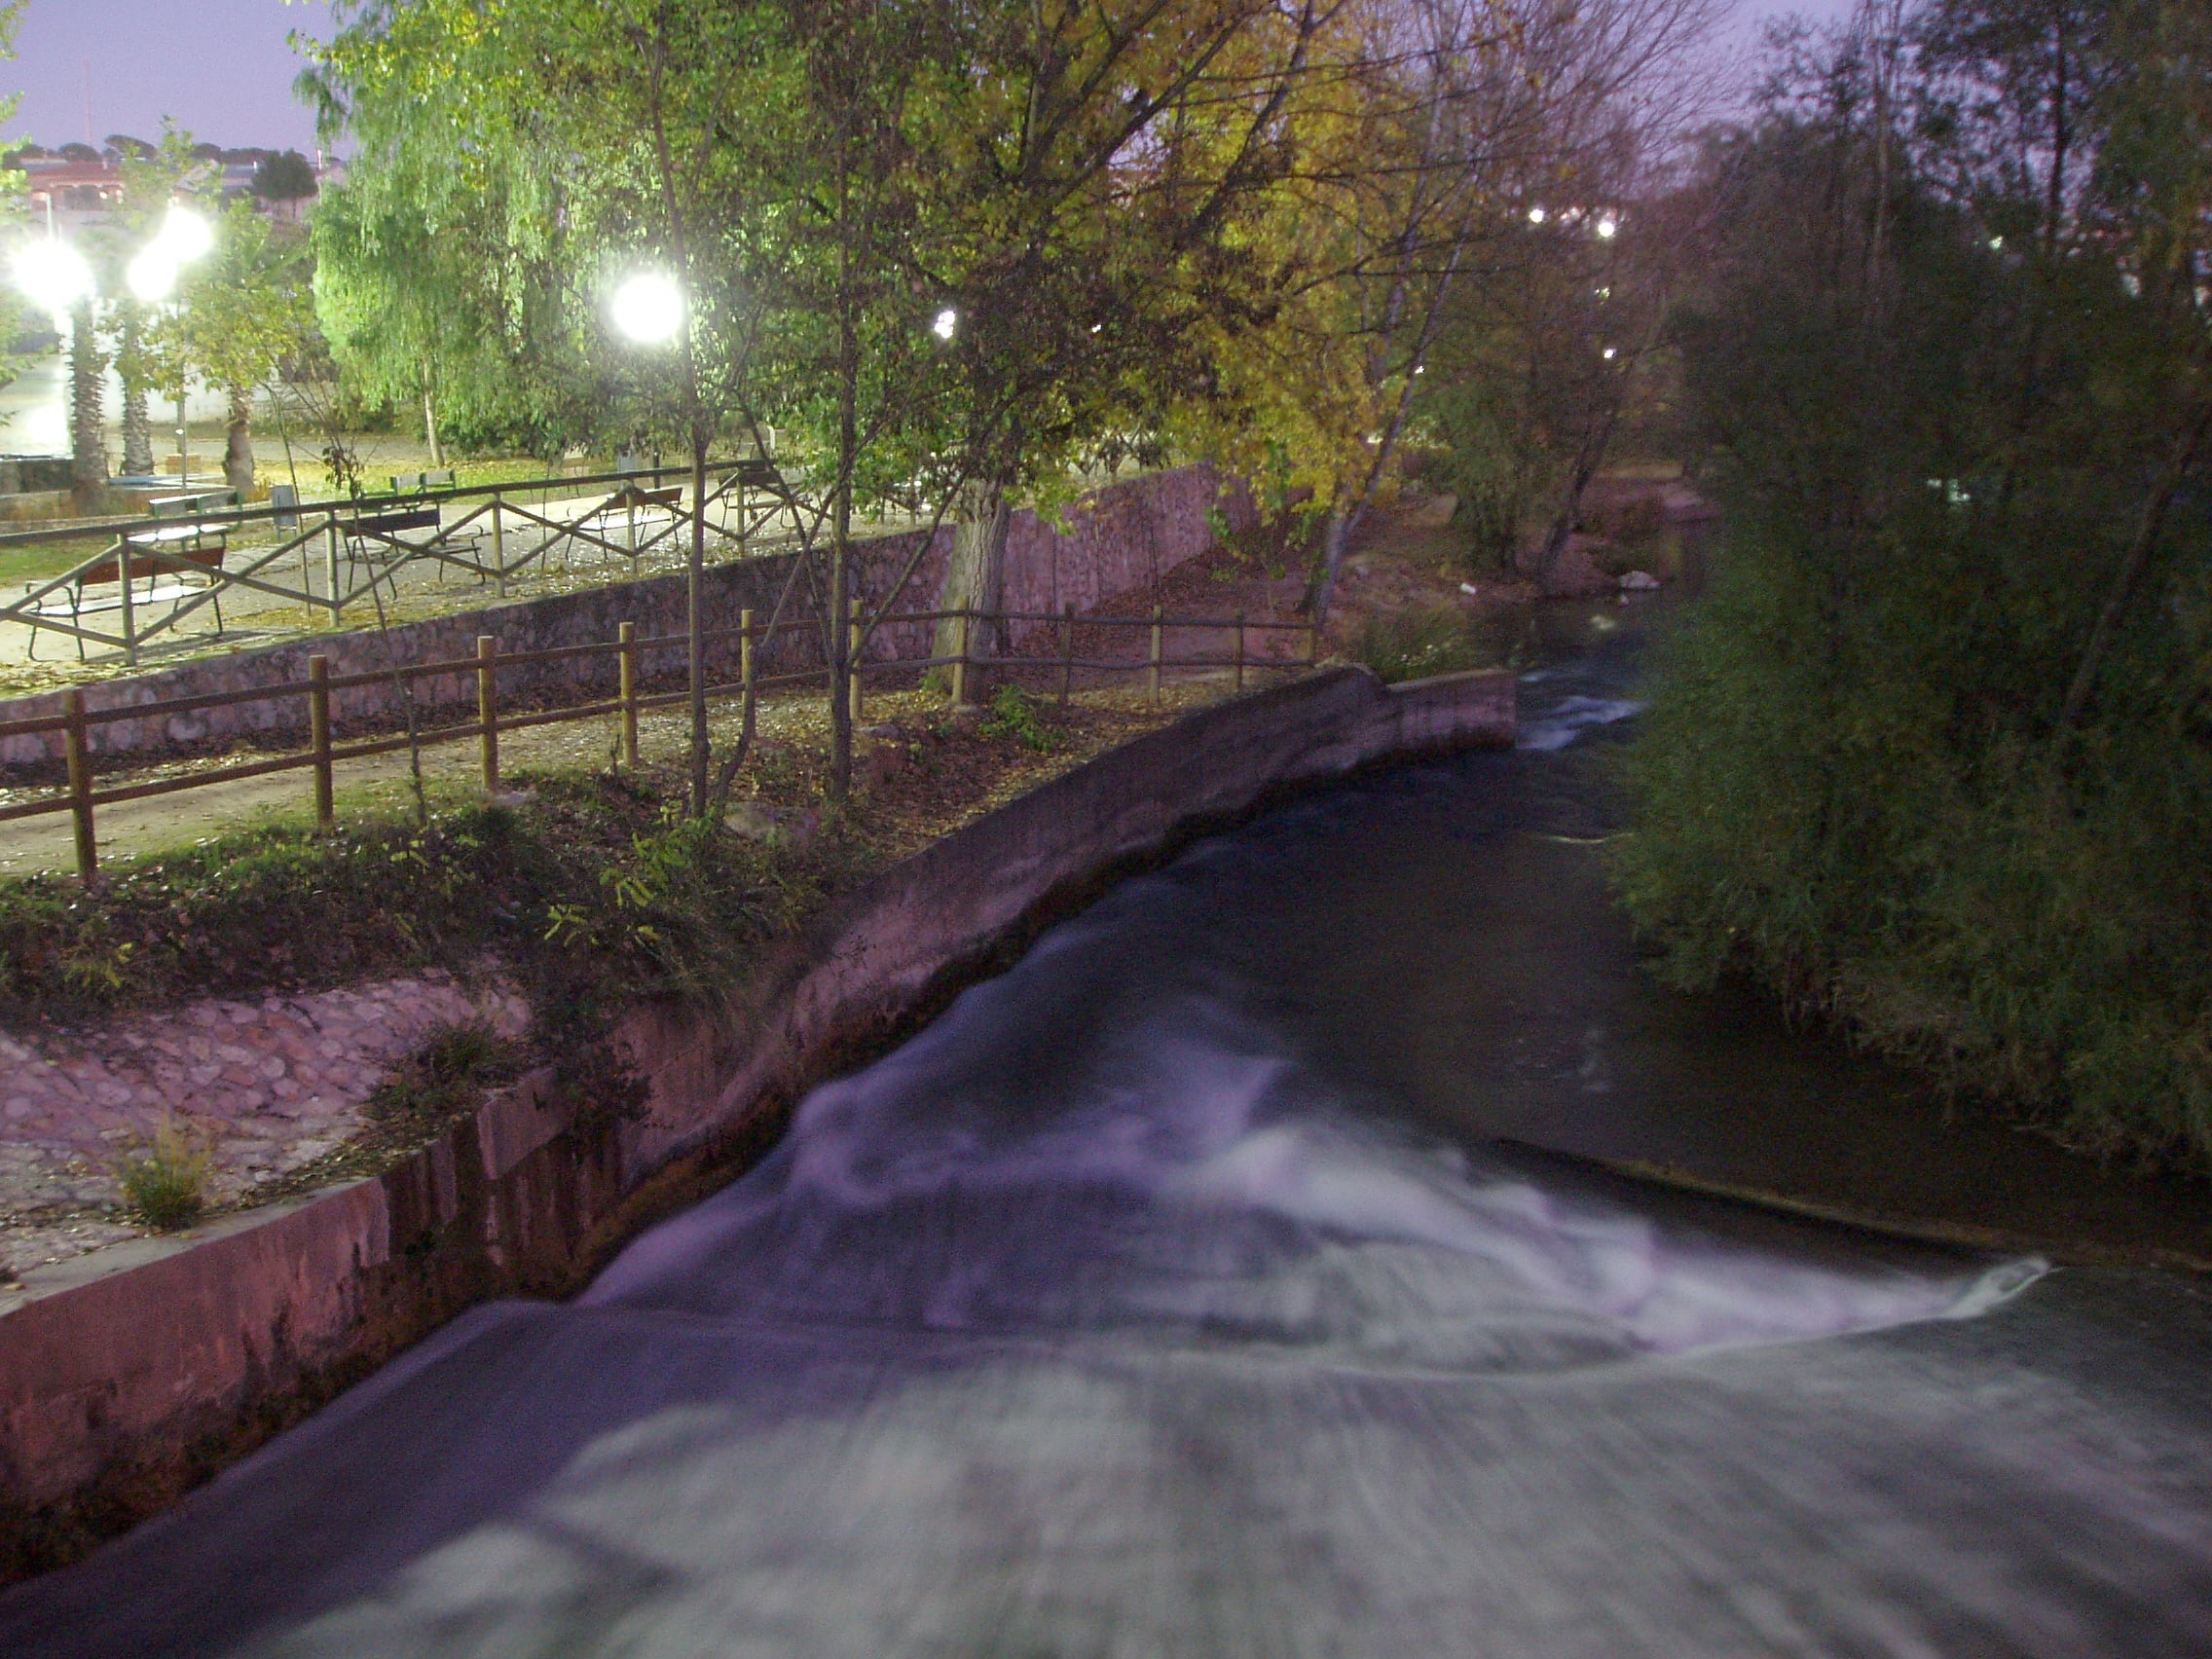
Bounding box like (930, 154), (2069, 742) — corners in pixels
(0, 0), (1864, 158)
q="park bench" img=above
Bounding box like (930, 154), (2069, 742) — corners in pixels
(340, 502), (486, 588)
(388, 469), (458, 496)
(559, 481), (687, 571)
(26, 490), (239, 660)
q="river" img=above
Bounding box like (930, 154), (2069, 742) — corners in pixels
(5, 600), (2211, 1656)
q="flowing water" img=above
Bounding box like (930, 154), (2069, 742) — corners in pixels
(7, 602), (2212, 1656)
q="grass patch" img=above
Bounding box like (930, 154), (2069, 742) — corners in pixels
(977, 685), (1057, 753)
(1348, 607), (1489, 684)
(0, 762), (870, 1027)
(117, 1120), (213, 1232)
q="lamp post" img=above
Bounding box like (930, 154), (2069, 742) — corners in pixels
(128, 205), (214, 490)
(8, 206), (213, 501)
(11, 240), (101, 498)
(611, 269), (713, 812)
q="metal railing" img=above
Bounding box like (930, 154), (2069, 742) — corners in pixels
(0, 458), (793, 665)
(0, 603), (1320, 881)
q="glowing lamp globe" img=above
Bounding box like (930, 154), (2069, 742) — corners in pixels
(932, 308), (958, 342)
(12, 240), (94, 317)
(127, 247), (181, 305)
(157, 205), (215, 264)
(613, 272), (684, 345)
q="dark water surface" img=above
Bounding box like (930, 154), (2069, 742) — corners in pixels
(6, 602), (2212, 1656)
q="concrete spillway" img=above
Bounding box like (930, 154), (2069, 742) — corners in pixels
(5, 607), (2212, 1655)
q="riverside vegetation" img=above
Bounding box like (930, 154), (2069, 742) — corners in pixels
(1612, 0), (2212, 1167)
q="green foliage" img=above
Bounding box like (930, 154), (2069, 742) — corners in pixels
(0, 772), (864, 1023)
(1614, 1), (2212, 1167)
(1349, 608), (1487, 685)
(118, 1120), (212, 1232)
(365, 1022), (520, 1126)
(977, 684), (1054, 752)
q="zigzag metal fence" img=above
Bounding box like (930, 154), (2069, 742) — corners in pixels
(0, 458), (793, 666)
(0, 603), (1320, 881)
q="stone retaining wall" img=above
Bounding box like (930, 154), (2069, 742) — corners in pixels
(0, 465), (1254, 769)
(0, 663), (1513, 1572)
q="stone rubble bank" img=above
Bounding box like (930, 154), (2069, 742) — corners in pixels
(0, 972), (529, 1280)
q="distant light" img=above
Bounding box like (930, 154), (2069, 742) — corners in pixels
(1528, 206), (1547, 224)
(1596, 216), (1618, 240)
(612, 271), (684, 345)
(1413, 363), (1425, 375)
(1989, 236), (2004, 250)
(1602, 347), (1617, 360)
(932, 308), (958, 341)
(11, 240), (93, 315)
(155, 205), (214, 265)
(127, 246), (180, 304)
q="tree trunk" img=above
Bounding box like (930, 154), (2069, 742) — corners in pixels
(2056, 387), (2212, 731)
(686, 426), (710, 815)
(828, 320), (859, 801)
(933, 476), (1014, 704)
(421, 383), (444, 469)
(223, 387), (256, 494)
(120, 306), (154, 478)
(67, 303), (107, 500)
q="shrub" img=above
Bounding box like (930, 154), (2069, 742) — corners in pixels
(978, 684), (1055, 753)
(1348, 608), (1488, 684)
(118, 1120), (212, 1232)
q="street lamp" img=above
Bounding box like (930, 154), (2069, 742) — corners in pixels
(612, 271), (685, 346)
(611, 267), (716, 811)
(11, 240), (93, 319)
(932, 307), (958, 342)
(129, 206), (215, 487)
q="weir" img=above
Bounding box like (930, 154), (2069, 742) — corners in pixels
(4, 604), (2212, 1656)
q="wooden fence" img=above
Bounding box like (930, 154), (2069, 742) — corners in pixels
(0, 604), (1319, 881)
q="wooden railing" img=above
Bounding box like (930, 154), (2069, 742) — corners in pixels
(0, 604), (1319, 881)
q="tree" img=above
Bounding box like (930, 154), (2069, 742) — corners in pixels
(175, 200), (315, 493)
(105, 125), (204, 479)
(1613, 0), (2212, 1164)
(252, 150), (319, 204)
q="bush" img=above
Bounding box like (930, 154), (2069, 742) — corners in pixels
(1348, 608), (1488, 684)
(118, 1120), (212, 1232)
(977, 684), (1055, 753)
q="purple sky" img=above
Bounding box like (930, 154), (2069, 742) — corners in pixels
(0, 0), (1863, 159)
(3, 0), (335, 154)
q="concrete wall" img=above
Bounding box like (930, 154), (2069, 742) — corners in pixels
(0, 465), (1255, 769)
(0, 663), (1512, 1573)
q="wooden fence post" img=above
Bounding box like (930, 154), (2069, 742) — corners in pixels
(309, 654), (334, 830)
(848, 598), (865, 726)
(118, 549), (137, 668)
(740, 608), (756, 737)
(618, 621), (639, 767)
(1234, 612), (1246, 693)
(951, 606), (971, 709)
(1148, 606), (1163, 703)
(63, 688), (96, 884)
(477, 634), (499, 794)
(1058, 602), (1076, 711)
(324, 515), (342, 624)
